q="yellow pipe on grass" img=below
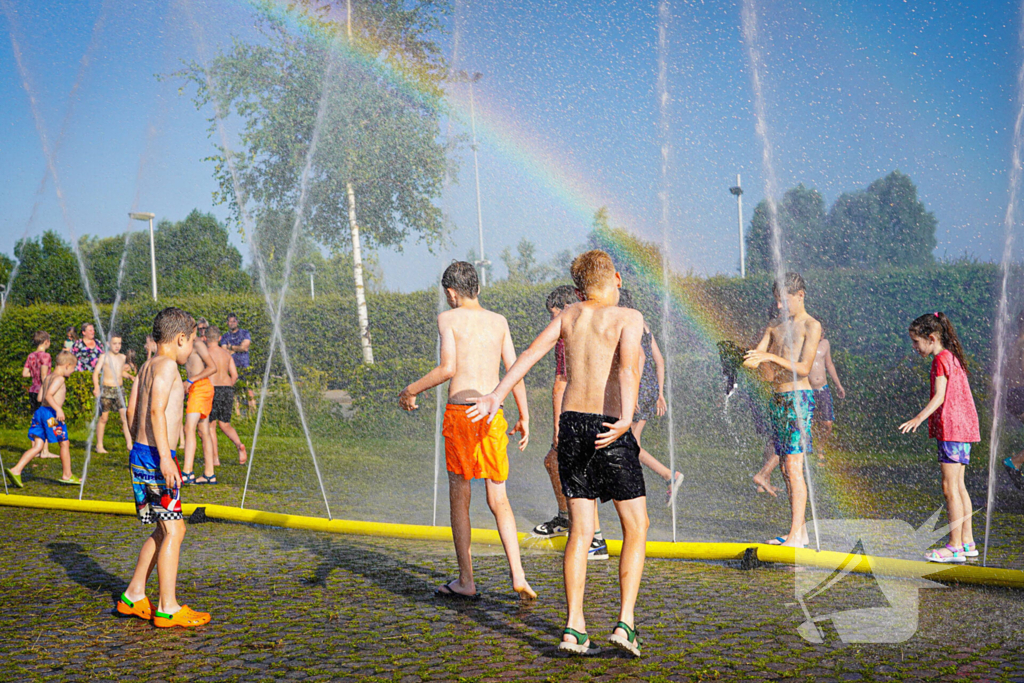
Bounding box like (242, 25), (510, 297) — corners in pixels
(2, 494), (1022, 588)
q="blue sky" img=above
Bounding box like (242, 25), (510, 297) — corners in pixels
(1, 0), (1021, 293)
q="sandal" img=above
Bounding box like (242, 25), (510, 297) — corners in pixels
(115, 593), (153, 620)
(153, 605), (211, 628)
(558, 627), (601, 656)
(181, 472), (196, 485)
(963, 542), (979, 558)
(608, 621), (642, 658)
(434, 579), (480, 601)
(57, 474), (81, 485)
(924, 543), (966, 564)
(194, 475), (217, 485)
(4, 468), (24, 489)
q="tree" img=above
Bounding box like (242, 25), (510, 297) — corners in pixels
(78, 210), (251, 302)
(747, 172), (936, 272)
(745, 184), (825, 274)
(866, 170), (936, 268)
(7, 231), (85, 305)
(500, 238), (554, 285)
(177, 0), (454, 363)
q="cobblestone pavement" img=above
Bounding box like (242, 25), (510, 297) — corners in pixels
(3, 508), (1024, 682)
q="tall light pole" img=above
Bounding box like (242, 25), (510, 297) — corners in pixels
(452, 70), (490, 286)
(129, 212), (158, 300)
(729, 175), (745, 278)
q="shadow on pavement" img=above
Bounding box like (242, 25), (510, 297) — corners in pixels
(46, 542), (124, 603)
(273, 531), (564, 656)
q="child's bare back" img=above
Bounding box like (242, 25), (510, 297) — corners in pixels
(559, 301), (645, 418)
(40, 373), (67, 411)
(442, 306), (513, 403)
(129, 356), (185, 449)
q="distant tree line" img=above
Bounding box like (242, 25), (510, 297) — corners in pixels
(745, 170), (937, 273)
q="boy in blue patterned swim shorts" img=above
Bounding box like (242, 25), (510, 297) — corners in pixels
(5, 350), (80, 488)
(744, 272), (822, 549)
(117, 307), (210, 628)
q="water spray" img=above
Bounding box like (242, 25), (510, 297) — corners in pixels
(740, 0), (820, 551)
(180, 0), (333, 518)
(982, 0), (1024, 567)
(657, 0), (678, 543)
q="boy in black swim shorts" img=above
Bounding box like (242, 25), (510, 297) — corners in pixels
(469, 250), (647, 658)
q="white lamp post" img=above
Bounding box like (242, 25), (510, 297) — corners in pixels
(451, 70), (490, 286)
(129, 212), (158, 300)
(729, 176), (745, 278)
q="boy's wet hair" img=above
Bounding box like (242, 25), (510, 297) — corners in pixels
(772, 272), (806, 297)
(570, 250), (616, 294)
(208, 325), (221, 339)
(441, 261), (480, 298)
(227, 312), (239, 322)
(32, 330), (50, 346)
(109, 332), (122, 341)
(55, 350), (76, 368)
(545, 284), (578, 312)
(152, 307), (196, 344)
(909, 312), (970, 376)
(618, 288), (635, 309)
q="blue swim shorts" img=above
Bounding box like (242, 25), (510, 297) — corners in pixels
(129, 443), (183, 524)
(769, 389), (815, 457)
(938, 441), (971, 465)
(28, 405), (68, 444)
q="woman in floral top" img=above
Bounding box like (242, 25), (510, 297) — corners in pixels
(71, 322), (103, 372)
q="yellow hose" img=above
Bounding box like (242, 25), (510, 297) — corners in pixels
(2, 493), (1021, 588)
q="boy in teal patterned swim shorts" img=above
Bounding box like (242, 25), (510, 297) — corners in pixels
(744, 272), (821, 549)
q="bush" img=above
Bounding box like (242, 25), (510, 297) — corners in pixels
(0, 264), (1008, 457)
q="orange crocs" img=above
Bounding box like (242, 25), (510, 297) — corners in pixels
(115, 593), (153, 620)
(153, 605), (211, 628)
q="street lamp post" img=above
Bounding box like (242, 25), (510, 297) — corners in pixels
(129, 212), (158, 300)
(729, 175), (745, 278)
(451, 70), (490, 286)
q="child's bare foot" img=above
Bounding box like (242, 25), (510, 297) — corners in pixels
(238, 444), (247, 465)
(213, 457), (221, 467)
(512, 577), (537, 601)
(39, 452), (59, 459)
(95, 447), (108, 454)
(752, 473), (777, 497)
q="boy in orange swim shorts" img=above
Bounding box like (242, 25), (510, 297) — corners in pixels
(400, 261), (535, 601)
(181, 319), (218, 485)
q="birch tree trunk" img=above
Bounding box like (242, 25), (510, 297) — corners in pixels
(347, 181), (374, 364)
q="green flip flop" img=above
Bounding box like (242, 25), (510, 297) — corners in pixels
(4, 468), (24, 489)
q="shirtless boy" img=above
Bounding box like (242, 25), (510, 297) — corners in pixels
(808, 327), (845, 462)
(207, 325), (247, 471)
(469, 250), (647, 658)
(117, 307), (209, 628)
(5, 350), (80, 488)
(93, 334), (134, 454)
(743, 272), (821, 548)
(399, 261), (535, 601)
(181, 318), (218, 485)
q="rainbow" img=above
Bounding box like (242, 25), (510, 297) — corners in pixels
(210, 0), (650, 243)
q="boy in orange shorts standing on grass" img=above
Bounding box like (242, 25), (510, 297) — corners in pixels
(399, 261), (536, 601)
(181, 318), (218, 484)
(117, 307), (210, 628)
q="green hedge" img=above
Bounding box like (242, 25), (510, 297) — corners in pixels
(0, 264), (1007, 456)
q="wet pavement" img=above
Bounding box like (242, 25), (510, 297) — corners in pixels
(3, 507), (1024, 682)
